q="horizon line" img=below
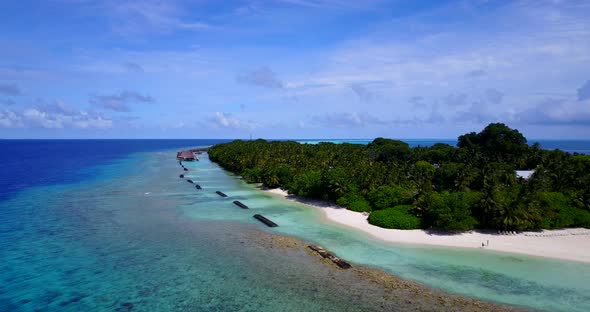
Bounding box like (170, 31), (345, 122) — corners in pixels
(2, 138), (590, 141)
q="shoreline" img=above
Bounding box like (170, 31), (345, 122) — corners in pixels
(263, 187), (590, 264)
(255, 229), (522, 312)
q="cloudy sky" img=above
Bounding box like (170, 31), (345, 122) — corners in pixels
(1, 0), (589, 139)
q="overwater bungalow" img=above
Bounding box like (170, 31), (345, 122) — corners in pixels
(176, 150), (196, 161)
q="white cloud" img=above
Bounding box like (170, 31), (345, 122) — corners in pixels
(306, 111), (446, 129)
(23, 108), (63, 128)
(209, 112), (260, 130)
(280, 0), (590, 129)
(0, 106), (113, 130)
(309, 112), (386, 128)
(5, 0), (590, 138)
(0, 110), (24, 128)
(90, 90), (154, 112)
(72, 112), (113, 129)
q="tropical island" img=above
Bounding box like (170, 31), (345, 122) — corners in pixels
(209, 123), (590, 233)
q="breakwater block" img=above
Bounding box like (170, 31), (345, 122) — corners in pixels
(253, 214), (278, 227)
(183, 168), (188, 171)
(233, 200), (249, 209)
(195, 184), (202, 190)
(187, 179), (194, 184)
(179, 174), (184, 178)
(216, 191), (228, 197)
(308, 245), (351, 269)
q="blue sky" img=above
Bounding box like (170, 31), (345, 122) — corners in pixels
(1, 0), (589, 139)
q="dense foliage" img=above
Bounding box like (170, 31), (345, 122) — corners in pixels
(368, 206), (421, 229)
(209, 123), (590, 231)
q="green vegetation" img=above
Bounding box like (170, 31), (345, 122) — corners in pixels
(368, 206), (421, 229)
(428, 192), (478, 231)
(209, 123), (590, 231)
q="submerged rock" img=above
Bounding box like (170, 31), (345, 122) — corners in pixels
(115, 302), (134, 311)
(59, 294), (85, 306)
(308, 245), (351, 269)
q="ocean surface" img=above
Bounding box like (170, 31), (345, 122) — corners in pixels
(1, 139), (590, 311)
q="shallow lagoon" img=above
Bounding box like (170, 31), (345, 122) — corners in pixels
(2, 151), (422, 311)
(183, 152), (590, 312)
(1, 147), (589, 311)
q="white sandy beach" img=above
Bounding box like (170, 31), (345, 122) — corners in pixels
(265, 188), (590, 264)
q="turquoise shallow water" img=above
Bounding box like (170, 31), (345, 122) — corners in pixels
(182, 153), (590, 312)
(1, 147), (590, 311)
(2, 150), (420, 312)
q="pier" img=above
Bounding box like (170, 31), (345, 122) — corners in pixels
(176, 147), (209, 161)
(176, 150), (196, 161)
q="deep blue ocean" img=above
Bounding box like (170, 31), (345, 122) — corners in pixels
(0, 140), (231, 202)
(1, 139), (590, 311)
